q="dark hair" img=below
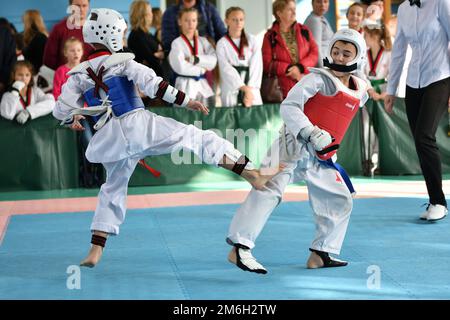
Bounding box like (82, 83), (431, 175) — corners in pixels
(15, 33), (24, 51)
(332, 40), (358, 56)
(0, 17), (17, 34)
(69, 0), (90, 4)
(225, 7), (248, 49)
(10, 60), (35, 87)
(360, 0), (381, 5)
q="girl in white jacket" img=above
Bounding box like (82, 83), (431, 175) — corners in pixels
(0, 60), (55, 124)
(168, 7), (217, 106)
(216, 7), (263, 107)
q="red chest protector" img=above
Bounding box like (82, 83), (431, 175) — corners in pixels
(303, 68), (367, 160)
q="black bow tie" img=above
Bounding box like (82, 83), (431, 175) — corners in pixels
(409, 0), (421, 7)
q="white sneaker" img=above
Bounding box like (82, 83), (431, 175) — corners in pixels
(426, 204), (448, 221)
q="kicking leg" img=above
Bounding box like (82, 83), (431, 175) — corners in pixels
(142, 116), (283, 190)
(219, 152), (282, 190)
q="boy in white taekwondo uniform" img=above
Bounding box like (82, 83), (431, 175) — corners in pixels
(216, 7), (263, 107)
(226, 29), (369, 274)
(168, 8), (217, 106)
(52, 9), (277, 268)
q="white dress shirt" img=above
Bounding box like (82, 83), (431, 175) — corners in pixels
(387, 0), (450, 95)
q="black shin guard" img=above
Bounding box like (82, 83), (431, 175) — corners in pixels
(91, 234), (107, 248)
(232, 155), (250, 176)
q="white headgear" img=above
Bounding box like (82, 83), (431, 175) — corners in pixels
(323, 28), (367, 73)
(83, 8), (127, 52)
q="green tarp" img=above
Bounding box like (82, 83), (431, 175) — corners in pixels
(0, 100), (448, 191)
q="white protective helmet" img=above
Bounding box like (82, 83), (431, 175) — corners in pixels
(323, 28), (367, 73)
(83, 8), (127, 52)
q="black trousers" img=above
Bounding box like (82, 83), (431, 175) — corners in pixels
(405, 77), (450, 207)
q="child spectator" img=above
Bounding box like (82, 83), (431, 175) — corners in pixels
(0, 60), (55, 124)
(364, 21), (392, 99)
(346, 2), (365, 33)
(216, 7), (262, 107)
(168, 7), (217, 106)
(360, 21), (392, 176)
(53, 37), (83, 99)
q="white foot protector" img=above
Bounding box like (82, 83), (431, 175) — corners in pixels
(228, 246), (267, 274)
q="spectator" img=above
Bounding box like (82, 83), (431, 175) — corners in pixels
(53, 37), (83, 99)
(364, 21), (392, 100)
(346, 2), (365, 33)
(0, 60), (55, 124)
(361, 21), (392, 176)
(262, 0), (318, 99)
(168, 7), (217, 106)
(216, 7), (262, 107)
(161, 0), (226, 53)
(0, 17), (17, 34)
(385, 0), (450, 221)
(22, 10), (48, 74)
(128, 0), (165, 77)
(0, 19), (17, 99)
(304, 0), (334, 67)
(151, 7), (163, 43)
(43, 0), (93, 70)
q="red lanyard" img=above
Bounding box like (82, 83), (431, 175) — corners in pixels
(368, 47), (384, 77)
(181, 34), (198, 56)
(19, 86), (32, 109)
(225, 34), (245, 60)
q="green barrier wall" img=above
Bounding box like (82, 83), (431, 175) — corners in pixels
(0, 100), (448, 191)
(0, 115), (80, 191)
(369, 99), (450, 175)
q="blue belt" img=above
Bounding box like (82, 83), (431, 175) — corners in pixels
(319, 159), (355, 194)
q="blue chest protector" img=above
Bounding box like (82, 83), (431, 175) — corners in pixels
(83, 76), (144, 122)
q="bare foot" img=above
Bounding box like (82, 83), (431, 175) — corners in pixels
(306, 250), (348, 269)
(306, 251), (324, 269)
(80, 244), (103, 268)
(228, 246), (237, 264)
(244, 166), (284, 191)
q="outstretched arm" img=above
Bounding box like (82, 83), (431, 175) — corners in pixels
(124, 60), (209, 114)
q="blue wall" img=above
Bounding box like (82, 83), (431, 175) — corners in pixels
(0, 0), (160, 32)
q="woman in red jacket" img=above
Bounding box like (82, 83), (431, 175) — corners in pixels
(262, 0), (318, 99)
